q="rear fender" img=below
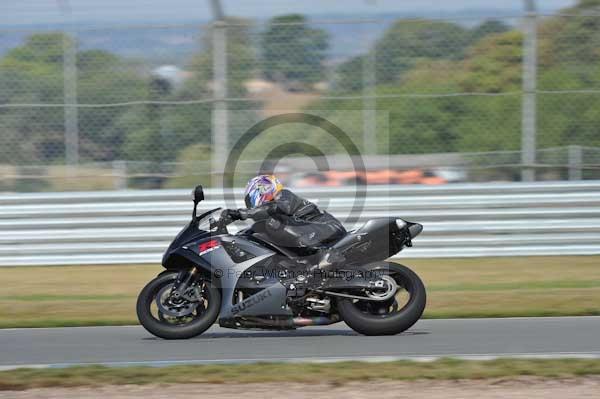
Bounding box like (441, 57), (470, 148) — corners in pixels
(406, 222), (423, 239)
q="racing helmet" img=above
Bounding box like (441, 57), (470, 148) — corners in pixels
(244, 175), (283, 208)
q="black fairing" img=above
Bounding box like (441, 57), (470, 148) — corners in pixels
(332, 217), (417, 264)
(162, 221), (213, 270)
(162, 207), (222, 270)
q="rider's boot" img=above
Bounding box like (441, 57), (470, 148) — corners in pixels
(299, 248), (346, 289)
(281, 248), (346, 293)
(316, 248), (345, 270)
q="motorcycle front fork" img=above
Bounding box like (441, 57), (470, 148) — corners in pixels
(170, 267), (199, 300)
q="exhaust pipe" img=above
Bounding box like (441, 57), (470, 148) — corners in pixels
(292, 314), (340, 327)
(223, 315), (341, 329)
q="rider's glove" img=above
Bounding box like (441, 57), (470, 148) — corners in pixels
(225, 209), (242, 221)
(236, 208), (249, 220)
(219, 209), (236, 224)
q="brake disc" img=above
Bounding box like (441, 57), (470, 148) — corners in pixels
(156, 284), (199, 317)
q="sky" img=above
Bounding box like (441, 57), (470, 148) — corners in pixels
(0, 0), (577, 26)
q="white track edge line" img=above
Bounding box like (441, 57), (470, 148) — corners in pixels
(2, 352), (600, 371)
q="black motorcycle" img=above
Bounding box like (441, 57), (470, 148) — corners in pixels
(137, 185), (426, 339)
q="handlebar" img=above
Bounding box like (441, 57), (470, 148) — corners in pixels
(209, 209), (236, 231)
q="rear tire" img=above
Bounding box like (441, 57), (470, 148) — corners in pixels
(136, 272), (220, 339)
(337, 262), (426, 336)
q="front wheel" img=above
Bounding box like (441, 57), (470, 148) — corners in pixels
(136, 272), (220, 339)
(337, 262), (426, 336)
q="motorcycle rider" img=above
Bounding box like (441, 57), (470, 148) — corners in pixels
(224, 175), (346, 253)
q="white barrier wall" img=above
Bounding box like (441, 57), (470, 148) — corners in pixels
(1, 181), (600, 266)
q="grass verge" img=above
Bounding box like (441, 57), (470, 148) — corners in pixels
(2, 359), (600, 391)
(1, 256), (599, 328)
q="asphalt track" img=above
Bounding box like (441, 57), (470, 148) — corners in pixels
(1, 317), (600, 370)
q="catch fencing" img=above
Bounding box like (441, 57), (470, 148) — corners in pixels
(3, 4), (600, 191)
(1, 181), (599, 266)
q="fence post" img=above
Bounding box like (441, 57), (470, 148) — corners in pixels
(112, 160), (127, 190)
(362, 37), (377, 155)
(521, 0), (537, 182)
(60, 1), (79, 168)
(568, 145), (583, 181)
(210, 1), (228, 188)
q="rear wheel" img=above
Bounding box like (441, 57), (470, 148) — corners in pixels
(337, 262), (426, 336)
(136, 272), (220, 339)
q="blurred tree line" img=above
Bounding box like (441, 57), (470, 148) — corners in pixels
(315, 0), (600, 154)
(0, 33), (148, 164)
(1, 0), (600, 168)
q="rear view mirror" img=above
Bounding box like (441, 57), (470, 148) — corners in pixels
(192, 185), (204, 203)
(191, 185), (204, 221)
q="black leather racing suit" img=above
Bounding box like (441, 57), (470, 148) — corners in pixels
(233, 189), (346, 249)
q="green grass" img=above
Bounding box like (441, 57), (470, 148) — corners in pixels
(428, 280), (600, 292)
(0, 256), (600, 328)
(2, 359), (600, 391)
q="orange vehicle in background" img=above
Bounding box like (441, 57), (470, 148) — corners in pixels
(291, 169), (447, 187)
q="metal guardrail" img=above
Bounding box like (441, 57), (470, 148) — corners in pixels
(1, 181), (600, 266)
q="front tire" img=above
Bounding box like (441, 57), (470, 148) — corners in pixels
(337, 262), (426, 336)
(136, 272), (220, 339)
